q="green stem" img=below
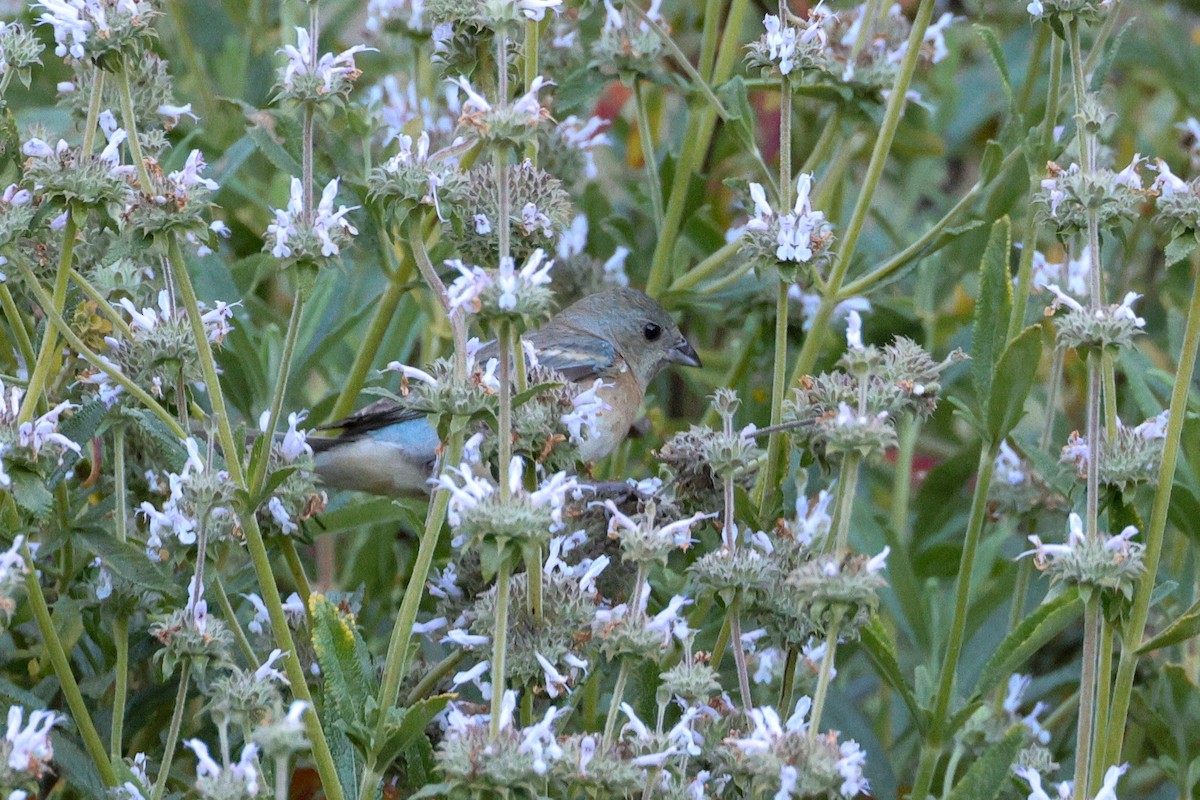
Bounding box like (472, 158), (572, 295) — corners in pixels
(1105, 252), (1200, 767)
(1073, 602), (1101, 800)
(164, 236), (345, 800)
(807, 617), (841, 742)
(117, 61), (154, 194)
(840, 146), (1022, 298)
(250, 295), (304, 494)
(669, 238), (745, 293)
(1088, 618), (1114, 792)
(0, 282), (35, 387)
(150, 661), (191, 800)
(911, 445), (997, 800)
(408, 213), (468, 380)
(645, 0), (749, 295)
(490, 558), (513, 738)
(212, 571), (259, 669)
(360, 430), (465, 795)
(602, 659), (631, 747)
(326, 271), (410, 421)
(757, 281), (791, 516)
(633, 80), (664, 230)
(778, 647), (799, 715)
(728, 593), (754, 710)
(406, 649), (467, 705)
(111, 426), (129, 760)
(16, 260), (186, 438)
(783, 0), (938, 385)
(891, 416), (916, 543)
(22, 543), (117, 786)
(81, 68), (105, 157)
(828, 453), (862, 554)
(18, 213), (77, 423)
(1101, 351), (1119, 438)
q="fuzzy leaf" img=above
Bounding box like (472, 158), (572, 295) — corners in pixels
(1137, 597), (1200, 655)
(375, 695), (453, 773)
(311, 594), (378, 735)
(9, 467), (53, 519)
(986, 324), (1043, 444)
(974, 26), (1013, 112)
(974, 586), (1082, 698)
(972, 218), (1013, 407)
(945, 727), (1025, 800)
(74, 527), (182, 599)
(1165, 232), (1199, 266)
(859, 616), (924, 731)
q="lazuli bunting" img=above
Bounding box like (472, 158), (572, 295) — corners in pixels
(310, 287), (701, 494)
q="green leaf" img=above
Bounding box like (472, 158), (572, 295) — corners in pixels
(9, 467), (52, 519)
(945, 727), (1025, 800)
(311, 594), (378, 735)
(986, 324), (1044, 444)
(859, 616), (924, 731)
(1137, 597), (1200, 654)
(73, 527), (182, 599)
(974, 586), (1082, 698)
(247, 123), (302, 178)
(49, 731), (108, 800)
(375, 694), (453, 772)
(972, 218), (1013, 407)
(57, 399), (109, 449)
(1165, 233), (1199, 266)
(974, 26), (1013, 112)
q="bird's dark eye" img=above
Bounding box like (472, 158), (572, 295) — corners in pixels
(643, 322), (662, 342)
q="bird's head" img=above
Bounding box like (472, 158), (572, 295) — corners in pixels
(555, 287), (701, 390)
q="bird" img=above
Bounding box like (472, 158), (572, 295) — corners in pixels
(309, 287), (701, 495)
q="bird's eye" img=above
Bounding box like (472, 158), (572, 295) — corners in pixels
(643, 322), (662, 342)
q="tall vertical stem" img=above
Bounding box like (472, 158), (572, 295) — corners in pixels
(1105, 252), (1200, 766)
(634, 80), (664, 230)
(150, 661), (191, 800)
(602, 659), (631, 747)
(807, 616), (842, 741)
(1073, 602), (1101, 799)
(18, 214), (77, 423)
(111, 427), (130, 760)
(489, 559), (513, 738)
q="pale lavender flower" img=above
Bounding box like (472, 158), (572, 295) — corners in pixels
(5, 706), (61, 777)
(254, 648), (290, 684)
(279, 27), (374, 94)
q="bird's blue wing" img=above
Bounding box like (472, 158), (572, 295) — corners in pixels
(528, 335), (618, 383)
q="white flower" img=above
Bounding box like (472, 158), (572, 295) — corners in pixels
(562, 379), (612, 443)
(5, 706), (61, 777)
(279, 27), (374, 94)
(254, 649), (291, 684)
(602, 246), (631, 287)
(836, 740), (869, 796)
(1133, 410), (1169, 439)
(1014, 766), (1070, 800)
(158, 103), (198, 126)
(1152, 158), (1189, 198)
(557, 116), (610, 178)
(281, 410), (312, 461)
(267, 496), (298, 535)
(762, 14), (798, 75)
(535, 652), (571, 698)
(516, 0), (562, 21)
(995, 441), (1028, 485)
(744, 175), (828, 263)
(442, 628), (489, 647)
(518, 706), (564, 775)
(242, 593), (270, 634)
(1094, 763), (1127, 800)
(450, 76), (491, 113)
(845, 309), (864, 350)
(1027, 0), (1045, 17)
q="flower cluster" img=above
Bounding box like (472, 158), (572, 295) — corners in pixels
(1044, 284), (1145, 351)
(456, 159), (573, 264)
(446, 247), (556, 322)
(589, 0), (666, 77)
(786, 317), (961, 463)
(0, 537), (32, 633)
(276, 27), (374, 106)
(745, 3), (955, 101)
(425, 0), (561, 33)
(1060, 411), (1168, 491)
(87, 289), (236, 408)
(1020, 512), (1145, 599)
(452, 75), (555, 147)
(34, 0), (156, 66)
(0, 21), (44, 86)
(265, 177), (361, 264)
(1026, 0), (1113, 24)
(1035, 158), (1147, 235)
(739, 177), (836, 281)
(0, 378), (82, 491)
(368, 129), (468, 221)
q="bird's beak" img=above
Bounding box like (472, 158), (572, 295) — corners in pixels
(668, 339), (702, 368)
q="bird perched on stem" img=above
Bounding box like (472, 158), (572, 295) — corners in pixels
(309, 287), (701, 495)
